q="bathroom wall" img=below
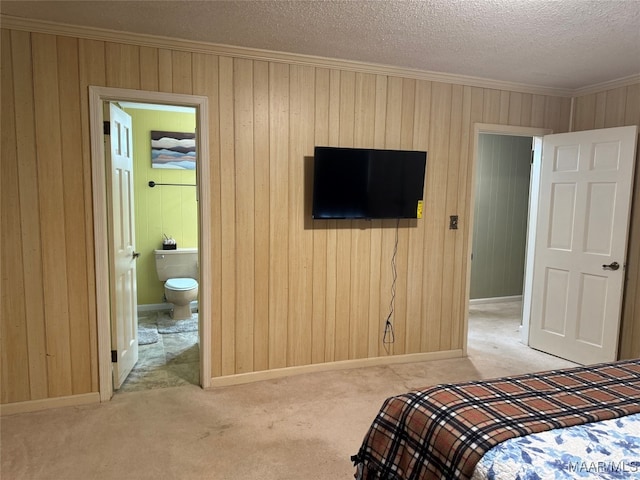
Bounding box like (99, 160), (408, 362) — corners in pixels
(124, 106), (198, 306)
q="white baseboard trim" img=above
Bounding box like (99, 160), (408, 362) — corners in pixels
(207, 349), (464, 388)
(137, 301), (199, 314)
(1, 392), (101, 416)
(469, 295), (522, 306)
(1, 351), (463, 412)
(138, 303), (171, 312)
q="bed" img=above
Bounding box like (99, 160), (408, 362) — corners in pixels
(351, 359), (640, 479)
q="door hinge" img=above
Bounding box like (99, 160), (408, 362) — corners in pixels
(111, 350), (117, 362)
(103, 121), (111, 136)
(531, 149), (534, 165)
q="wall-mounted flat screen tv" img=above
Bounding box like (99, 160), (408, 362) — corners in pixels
(312, 146), (427, 220)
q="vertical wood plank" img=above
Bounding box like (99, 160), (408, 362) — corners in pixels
(573, 94), (596, 131)
(482, 89), (501, 123)
(287, 65), (315, 366)
(520, 93), (532, 127)
(499, 91), (510, 124)
(545, 96), (572, 134)
(192, 52), (223, 376)
(323, 69), (341, 362)
(543, 96), (561, 133)
(452, 85), (474, 349)
(158, 49), (173, 92)
(253, 60), (271, 371)
(139, 46), (159, 91)
(334, 70), (355, 361)
(442, 83), (464, 350)
(105, 42), (140, 89)
(11, 29), (49, 399)
(218, 56), (236, 375)
(32, 33), (73, 397)
(78, 37), (106, 392)
(594, 91), (607, 128)
(424, 82), (452, 352)
(378, 76), (403, 355)
(392, 78), (416, 355)
(57, 35), (92, 394)
(558, 96), (572, 133)
(530, 94), (545, 127)
(268, 62), (290, 369)
(368, 75), (388, 358)
(349, 218), (371, 360)
(172, 50), (193, 94)
(311, 68), (330, 364)
(508, 92), (522, 126)
(233, 58), (255, 373)
(349, 73), (376, 359)
(405, 79), (431, 354)
(604, 87), (627, 127)
(461, 87), (486, 350)
(1, 29), (31, 403)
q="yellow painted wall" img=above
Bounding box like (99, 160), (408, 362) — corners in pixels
(125, 107), (198, 305)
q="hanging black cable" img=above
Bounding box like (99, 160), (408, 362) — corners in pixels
(383, 218), (400, 353)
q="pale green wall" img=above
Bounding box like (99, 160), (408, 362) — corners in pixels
(470, 134), (532, 300)
(125, 107), (198, 305)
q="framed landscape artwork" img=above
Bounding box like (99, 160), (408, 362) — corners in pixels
(151, 130), (196, 169)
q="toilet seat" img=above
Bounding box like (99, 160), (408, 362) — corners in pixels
(165, 277), (198, 291)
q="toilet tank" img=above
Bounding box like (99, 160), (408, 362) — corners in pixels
(154, 248), (199, 281)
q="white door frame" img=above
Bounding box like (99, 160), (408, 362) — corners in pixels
(89, 86), (211, 401)
(463, 124), (552, 356)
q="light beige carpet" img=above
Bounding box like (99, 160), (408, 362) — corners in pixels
(1, 301), (576, 480)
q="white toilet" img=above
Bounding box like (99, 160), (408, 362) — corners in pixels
(154, 248), (199, 320)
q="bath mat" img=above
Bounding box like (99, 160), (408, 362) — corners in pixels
(157, 312), (198, 334)
(138, 323), (159, 345)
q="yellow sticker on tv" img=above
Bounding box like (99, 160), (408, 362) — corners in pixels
(417, 200), (424, 219)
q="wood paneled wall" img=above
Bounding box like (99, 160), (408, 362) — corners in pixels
(1, 25), (579, 404)
(471, 135), (533, 299)
(572, 83), (640, 359)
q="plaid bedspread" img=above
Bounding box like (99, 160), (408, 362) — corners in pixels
(352, 359), (640, 480)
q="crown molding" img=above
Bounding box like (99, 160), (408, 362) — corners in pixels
(572, 73), (640, 97)
(4, 14), (635, 98)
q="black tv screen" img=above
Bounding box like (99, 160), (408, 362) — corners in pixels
(312, 146), (427, 220)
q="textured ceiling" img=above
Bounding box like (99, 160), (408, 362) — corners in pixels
(2, 0), (639, 90)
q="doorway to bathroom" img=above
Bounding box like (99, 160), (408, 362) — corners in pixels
(115, 101), (200, 393)
(89, 86), (212, 402)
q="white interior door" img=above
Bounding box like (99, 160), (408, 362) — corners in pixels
(108, 102), (138, 389)
(529, 126), (638, 365)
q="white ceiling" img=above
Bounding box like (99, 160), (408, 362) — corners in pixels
(2, 0), (639, 91)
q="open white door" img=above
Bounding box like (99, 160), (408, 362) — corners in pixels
(529, 126), (638, 365)
(108, 102), (138, 389)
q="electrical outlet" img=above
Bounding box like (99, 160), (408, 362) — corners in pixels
(449, 215), (458, 230)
